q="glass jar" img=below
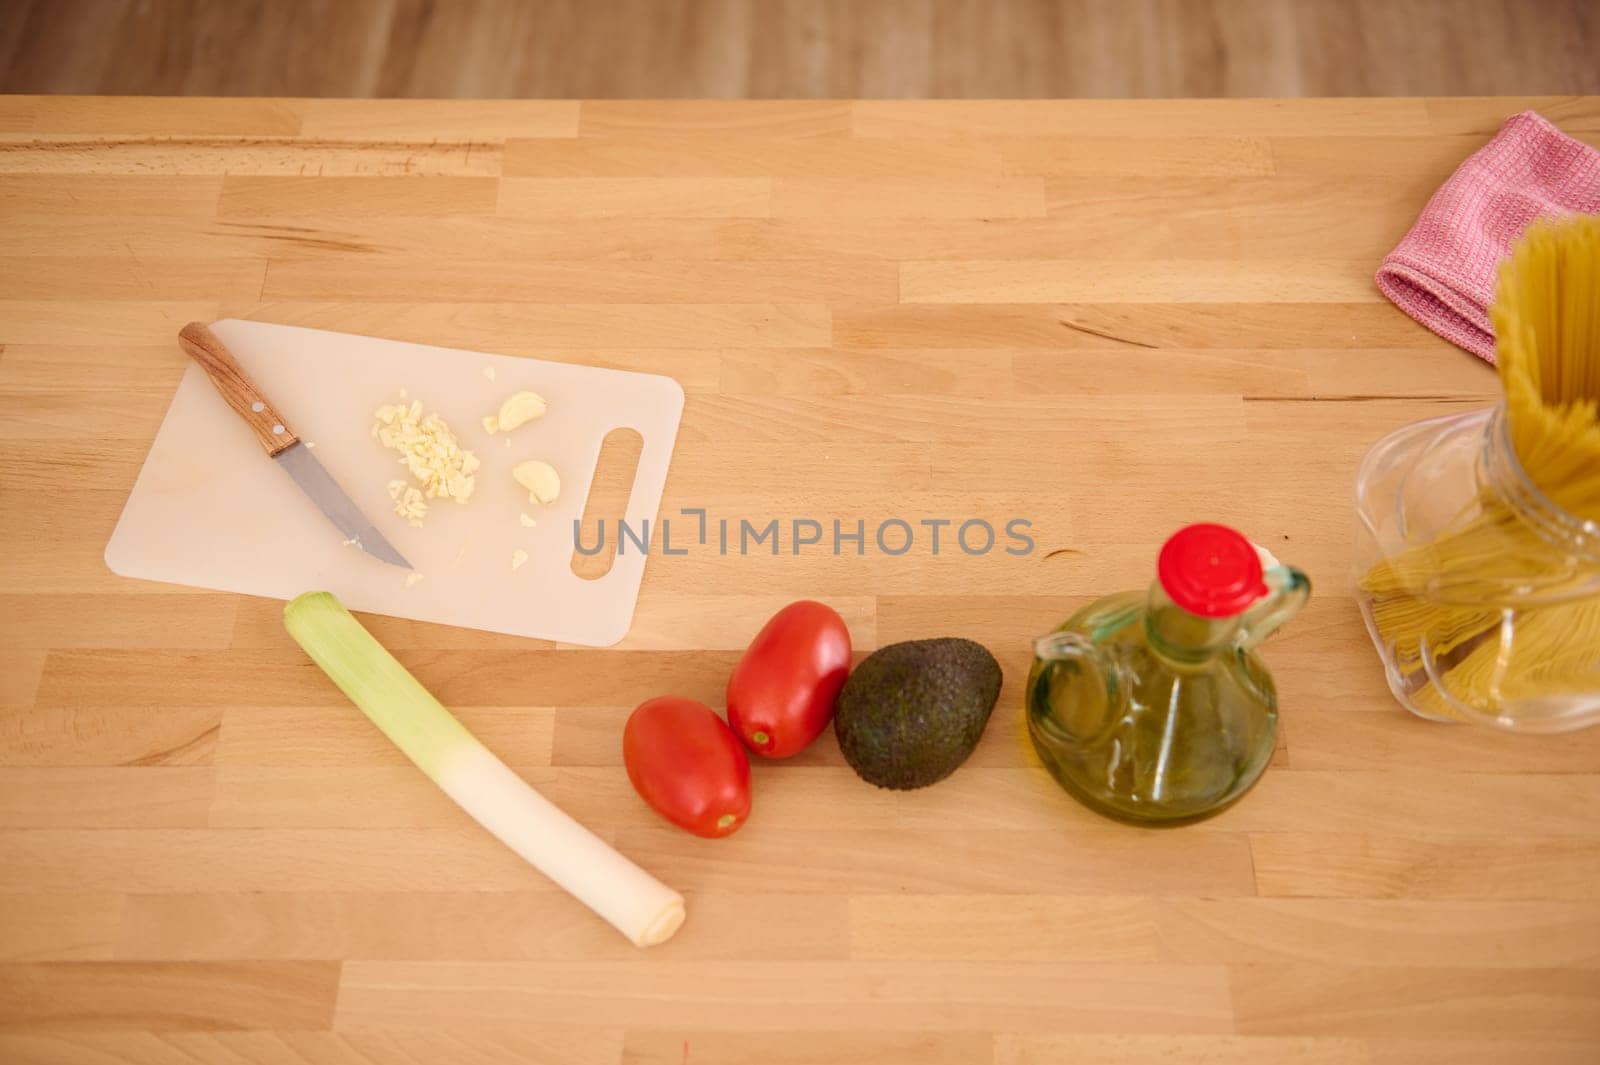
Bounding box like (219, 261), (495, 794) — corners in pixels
(1353, 405), (1600, 733)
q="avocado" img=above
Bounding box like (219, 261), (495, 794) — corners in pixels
(834, 637), (1003, 790)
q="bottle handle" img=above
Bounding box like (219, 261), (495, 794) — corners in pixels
(1033, 630), (1099, 665)
(1236, 565), (1311, 650)
(1030, 630), (1117, 747)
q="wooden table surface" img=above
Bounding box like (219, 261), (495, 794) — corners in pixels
(2, 96), (1599, 1064)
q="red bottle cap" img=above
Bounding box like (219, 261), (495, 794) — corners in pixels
(1157, 523), (1268, 618)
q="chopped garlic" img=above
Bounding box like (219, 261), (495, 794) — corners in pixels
(393, 484), (427, 521)
(373, 395), (478, 525)
(481, 415), (499, 435)
(483, 366), (497, 381)
(519, 512), (537, 528)
(404, 571), (425, 588)
(511, 549), (529, 571)
(304, 441), (316, 449)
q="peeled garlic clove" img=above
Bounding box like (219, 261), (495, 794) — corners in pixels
(513, 459), (561, 505)
(497, 391), (548, 433)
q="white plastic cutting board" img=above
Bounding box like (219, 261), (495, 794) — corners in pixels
(107, 320), (684, 646)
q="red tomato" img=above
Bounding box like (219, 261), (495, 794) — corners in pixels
(623, 696), (751, 838)
(726, 600), (852, 758)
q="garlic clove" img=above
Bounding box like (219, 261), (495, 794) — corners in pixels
(512, 459), (561, 505)
(496, 391), (548, 433)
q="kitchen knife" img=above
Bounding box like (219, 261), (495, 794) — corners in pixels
(177, 322), (411, 570)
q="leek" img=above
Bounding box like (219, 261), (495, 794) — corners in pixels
(283, 591), (685, 947)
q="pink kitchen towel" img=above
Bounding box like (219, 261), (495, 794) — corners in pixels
(1376, 110), (1600, 362)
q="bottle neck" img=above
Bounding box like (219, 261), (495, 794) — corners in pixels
(1481, 404), (1600, 564)
(1144, 583), (1240, 666)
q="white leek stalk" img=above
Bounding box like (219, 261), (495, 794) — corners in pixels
(283, 591), (685, 947)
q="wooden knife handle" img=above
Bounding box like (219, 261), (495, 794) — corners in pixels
(178, 322), (300, 457)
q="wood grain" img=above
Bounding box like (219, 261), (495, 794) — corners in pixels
(2, 96), (1598, 1063)
(334, 960), (1234, 1031)
(3, 1), (1597, 98)
(0, 961), (339, 1031)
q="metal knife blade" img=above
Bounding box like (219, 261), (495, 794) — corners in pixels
(275, 443), (411, 569)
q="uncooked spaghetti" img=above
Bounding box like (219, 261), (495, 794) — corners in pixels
(1360, 215), (1600, 721)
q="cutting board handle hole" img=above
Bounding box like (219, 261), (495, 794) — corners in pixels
(571, 427), (645, 581)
